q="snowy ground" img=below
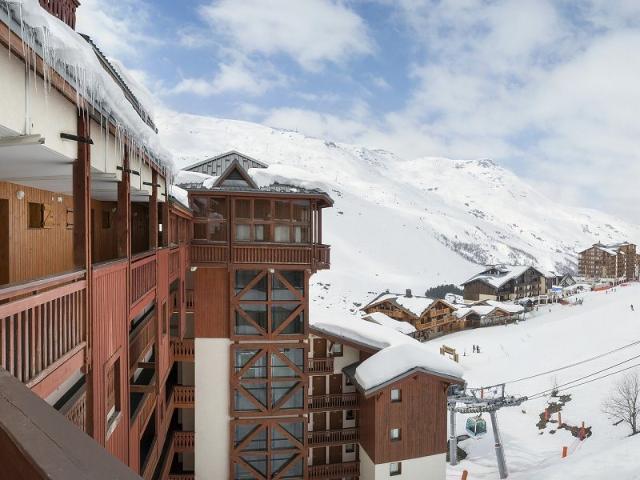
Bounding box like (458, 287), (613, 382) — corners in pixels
(417, 283), (640, 480)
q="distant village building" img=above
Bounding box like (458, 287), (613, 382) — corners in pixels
(362, 290), (462, 337)
(461, 265), (547, 301)
(578, 242), (637, 281)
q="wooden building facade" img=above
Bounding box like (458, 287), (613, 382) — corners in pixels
(578, 242), (637, 281)
(461, 265), (546, 302)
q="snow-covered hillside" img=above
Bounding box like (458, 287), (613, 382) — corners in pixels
(424, 283), (640, 480)
(156, 110), (640, 318)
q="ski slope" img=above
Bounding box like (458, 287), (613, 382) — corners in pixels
(157, 110), (640, 320)
(416, 283), (640, 480)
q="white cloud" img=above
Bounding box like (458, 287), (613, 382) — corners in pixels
(75, 0), (161, 58)
(170, 60), (287, 97)
(198, 0), (374, 70)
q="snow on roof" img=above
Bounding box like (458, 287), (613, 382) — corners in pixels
(354, 343), (464, 392)
(169, 185), (189, 209)
(310, 316), (416, 351)
(366, 292), (435, 317)
(453, 305), (496, 318)
(483, 300), (525, 314)
(362, 312), (416, 334)
(5, 0), (172, 169)
(174, 170), (219, 188)
(461, 265), (542, 289)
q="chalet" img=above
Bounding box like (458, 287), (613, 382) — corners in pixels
(461, 265), (547, 301)
(578, 242), (637, 281)
(309, 317), (464, 480)
(362, 290), (461, 337)
(453, 301), (524, 328)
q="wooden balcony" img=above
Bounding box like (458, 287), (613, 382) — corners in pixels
(129, 313), (156, 376)
(191, 243), (331, 269)
(173, 431), (195, 453)
(173, 385), (195, 408)
(309, 393), (358, 412)
(58, 382), (87, 433)
(169, 248), (180, 280)
(39, 0), (79, 29)
(131, 252), (156, 306)
(308, 357), (334, 374)
(309, 461), (360, 479)
(308, 428), (358, 447)
(171, 339), (194, 362)
(0, 271), (86, 385)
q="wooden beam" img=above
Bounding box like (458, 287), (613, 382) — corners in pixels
(149, 170), (158, 250)
(116, 150), (131, 260)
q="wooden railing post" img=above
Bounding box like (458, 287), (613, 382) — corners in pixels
(149, 170), (158, 250)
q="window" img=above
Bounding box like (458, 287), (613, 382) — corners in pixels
(345, 444), (355, 453)
(105, 354), (122, 437)
(28, 202), (45, 228)
(330, 342), (343, 357)
(390, 428), (401, 441)
(229, 199), (312, 244)
(391, 388), (402, 403)
(346, 410), (355, 421)
(191, 196), (227, 241)
(390, 462), (402, 476)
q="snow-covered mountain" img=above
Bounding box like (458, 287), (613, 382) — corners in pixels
(156, 110), (640, 318)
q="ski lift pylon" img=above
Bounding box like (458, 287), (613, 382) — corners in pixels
(466, 414), (487, 437)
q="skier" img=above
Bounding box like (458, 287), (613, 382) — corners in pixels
(631, 304), (635, 312)
(477, 345), (481, 354)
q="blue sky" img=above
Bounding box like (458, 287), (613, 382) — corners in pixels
(76, 0), (640, 222)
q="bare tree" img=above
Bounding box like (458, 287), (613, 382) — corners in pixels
(602, 372), (640, 436)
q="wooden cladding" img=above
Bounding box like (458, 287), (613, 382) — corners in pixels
(191, 243), (331, 269)
(308, 393), (359, 412)
(308, 461), (359, 479)
(130, 253), (156, 306)
(194, 267), (229, 338)
(0, 272), (86, 384)
(169, 248), (180, 278)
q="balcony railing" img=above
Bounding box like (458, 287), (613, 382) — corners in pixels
(185, 289), (195, 311)
(173, 385), (195, 408)
(308, 428), (358, 447)
(309, 461), (360, 479)
(130, 253), (156, 306)
(0, 271), (86, 384)
(169, 247), (182, 278)
(173, 431), (195, 453)
(129, 313), (156, 375)
(58, 383), (87, 433)
(308, 357), (334, 374)
(168, 475), (195, 480)
(191, 243), (331, 269)
(39, 0), (79, 29)
(172, 339), (195, 362)
(309, 393), (358, 411)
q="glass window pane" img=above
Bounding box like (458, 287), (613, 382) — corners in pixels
(209, 222), (227, 241)
(271, 381), (302, 409)
(235, 271), (267, 300)
(281, 271), (304, 293)
(194, 222), (207, 239)
(191, 197), (208, 217)
(292, 226), (309, 243)
(235, 312), (259, 336)
(254, 224), (268, 242)
(242, 455), (268, 476)
(235, 199), (251, 219)
(272, 304), (300, 332)
(280, 421), (304, 442)
(281, 311), (303, 334)
(234, 385), (267, 411)
(271, 350), (303, 377)
(254, 200), (271, 220)
(235, 424), (267, 451)
(241, 303), (268, 330)
(275, 201), (290, 220)
(280, 348), (304, 369)
(272, 275), (297, 300)
(235, 224), (251, 241)
(292, 200), (310, 223)
(274, 225), (290, 243)
(209, 198), (227, 218)
(235, 350), (266, 378)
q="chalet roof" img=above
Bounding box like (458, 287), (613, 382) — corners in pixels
(460, 265), (545, 289)
(362, 312), (416, 334)
(349, 343), (464, 395)
(579, 242), (634, 255)
(175, 153), (333, 205)
(184, 151), (268, 176)
(310, 316), (415, 352)
(363, 292), (436, 317)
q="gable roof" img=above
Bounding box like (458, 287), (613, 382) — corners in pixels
(362, 312), (416, 334)
(185, 151), (268, 177)
(363, 292), (436, 317)
(213, 160), (259, 189)
(461, 265), (545, 289)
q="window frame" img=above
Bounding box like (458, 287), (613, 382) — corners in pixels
(390, 462), (402, 476)
(231, 198), (312, 244)
(390, 427), (401, 442)
(104, 349), (122, 439)
(390, 388), (402, 403)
